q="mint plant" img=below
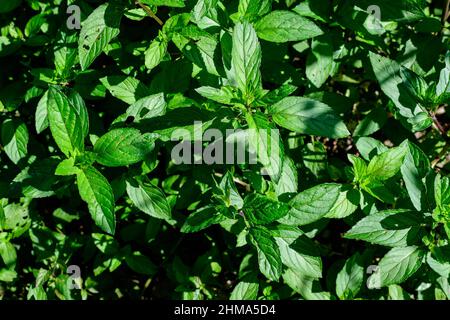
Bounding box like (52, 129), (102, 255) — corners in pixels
(0, 0), (449, 300)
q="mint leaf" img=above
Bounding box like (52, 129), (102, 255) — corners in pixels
(368, 246), (425, 288)
(243, 194), (289, 225)
(145, 38), (168, 71)
(255, 11), (323, 43)
(94, 128), (157, 167)
(245, 111), (284, 182)
(230, 281), (259, 300)
(231, 21), (262, 104)
(1, 119), (28, 164)
(79, 3), (123, 70)
(77, 166), (116, 234)
(369, 52), (432, 132)
(401, 141), (431, 211)
(35, 90), (49, 134)
(269, 96), (350, 139)
(345, 210), (424, 247)
(47, 87), (85, 157)
(336, 252), (365, 300)
(366, 143), (407, 181)
(306, 34), (334, 88)
(249, 226), (282, 281)
(126, 178), (173, 223)
(280, 183), (342, 226)
(275, 233), (322, 279)
(100, 76), (149, 105)
(124, 93), (167, 122)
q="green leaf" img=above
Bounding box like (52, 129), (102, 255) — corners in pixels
(92, 233), (119, 255)
(0, 205), (5, 229)
(355, 0), (426, 22)
(274, 156), (298, 196)
(1, 119), (29, 164)
(216, 172), (244, 209)
(230, 280), (259, 300)
(78, 3), (123, 70)
(1, 204), (30, 238)
(365, 143), (407, 182)
(324, 185), (359, 219)
(283, 268), (330, 300)
(100, 76), (149, 105)
(427, 246), (450, 278)
(181, 206), (226, 233)
(400, 141), (431, 211)
(124, 93), (167, 122)
(245, 111), (284, 182)
(434, 174), (450, 218)
(369, 52), (432, 132)
(55, 158), (80, 176)
(302, 141), (327, 179)
(249, 226), (282, 281)
(306, 34), (334, 88)
(237, 0), (271, 22)
(145, 38), (168, 71)
(54, 32), (77, 78)
(0, 269), (17, 282)
(35, 90), (49, 134)
(94, 128), (158, 167)
(257, 84), (297, 107)
(367, 246), (425, 288)
(292, 0), (330, 22)
(47, 86), (85, 157)
(126, 178), (173, 223)
(0, 241), (17, 269)
(243, 194), (289, 225)
(280, 183), (342, 226)
(269, 96), (350, 138)
(336, 252), (364, 300)
(361, 180), (396, 204)
(0, 0), (21, 13)
(353, 107), (387, 137)
(125, 251), (157, 276)
(195, 86), (238, 105)
(141, 0), (185, 7)
(192, 0), (221, 29)
(436, 52), (450, 97)
(355, 137), (388, 161)
(345, 210), (423, 247)
(388, 285), (410, 300)
(163, 13), (191, 35)
(254, 11), (323, 43)
(76, 166), (116, 234)
(25, 14), (45, 37)
(348, 154), (368, 183)
(67, 90), (89, 139)
(275, 233), (322, 279)
(231, 21), (262, 103)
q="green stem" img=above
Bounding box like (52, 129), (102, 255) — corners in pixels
(136, 0), (163, 26)
(443, 0), (450, 24)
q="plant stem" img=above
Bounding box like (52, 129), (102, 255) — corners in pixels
(432, 143), (450, 168)
(214, 172), (250, 191)
(432, 114), (447, 137)
(443, 0), (450, 24)
(136, 0), (163, 26)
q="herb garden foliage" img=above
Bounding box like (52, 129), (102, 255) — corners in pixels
(0, 0), (449, 301)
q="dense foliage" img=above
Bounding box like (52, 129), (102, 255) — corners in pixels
(0, 0), (449, 300)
